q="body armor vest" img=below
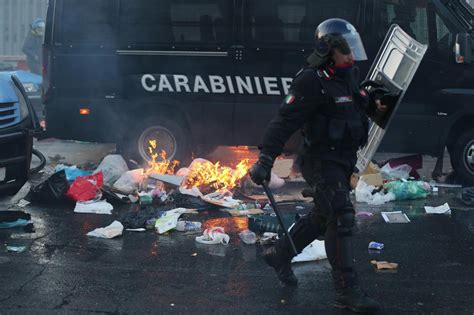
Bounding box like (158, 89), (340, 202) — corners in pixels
(304, 68), (369, 151)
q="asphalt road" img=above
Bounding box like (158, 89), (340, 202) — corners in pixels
(0, 140), (472, 314)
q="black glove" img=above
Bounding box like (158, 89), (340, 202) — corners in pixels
(249, 153), (274, 185)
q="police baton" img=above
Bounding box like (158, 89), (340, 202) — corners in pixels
(261, 181), (298, 256)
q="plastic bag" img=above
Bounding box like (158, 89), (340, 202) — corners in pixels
(355, 180), (395, 205)
(54, 165), (91, 182)
(113, 169), (144, 194)
(383, 180), (430, 200)
(94, 155), (129, 186)
(239, 229), (257, 244)
(66, 172), (103, 202)
(30, 170), (70, 203)
(381, 163), (412, 180)
(195, 227), (230, 245)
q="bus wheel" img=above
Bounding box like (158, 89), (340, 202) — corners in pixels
(119, 117), (191, 168)
(452, 128), (474, 185)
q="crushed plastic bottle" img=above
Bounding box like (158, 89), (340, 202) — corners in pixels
(239, 229), (257, 244)
(176, 221), (202, 232)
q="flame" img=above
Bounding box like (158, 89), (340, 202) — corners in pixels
(145, 139), (180, 175)
(184, 159), (251, 191)
(144, 140), (251, 190)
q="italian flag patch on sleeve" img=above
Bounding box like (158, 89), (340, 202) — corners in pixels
(285, 94), (296, 105)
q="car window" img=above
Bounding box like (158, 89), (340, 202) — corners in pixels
(55, 0), (117, 45)
(119, 0), (233, 48)
(246, 0), (363, 45)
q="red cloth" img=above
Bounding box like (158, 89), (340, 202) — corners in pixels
(66, 172), (103, 202)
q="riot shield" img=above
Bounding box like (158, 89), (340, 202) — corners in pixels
(356, 25), (428, 173)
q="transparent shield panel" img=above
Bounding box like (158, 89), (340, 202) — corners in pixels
(464, 0), (474, 10)
(356, 25), (428, 172)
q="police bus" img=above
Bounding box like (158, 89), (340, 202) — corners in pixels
(43, 0), (474, 183)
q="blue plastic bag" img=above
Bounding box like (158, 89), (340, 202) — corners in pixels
(383, 180), (430, 200)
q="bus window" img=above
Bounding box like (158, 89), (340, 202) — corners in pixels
(119, 0), (233, 48)
(55, 0), (117, 45)
(247, 0), (363, 45)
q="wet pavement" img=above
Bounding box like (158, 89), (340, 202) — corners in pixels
(0, 140), (473, 314)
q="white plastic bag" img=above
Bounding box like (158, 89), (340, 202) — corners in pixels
(195, 227), (230, 245)
(292, 240), (327, 263)
(113, 169), (144, 194)
(380, 163), (412, 180)
(355, 180), (395, 205)
(87, 221), (123, 239)
(95, 155), (129, 185)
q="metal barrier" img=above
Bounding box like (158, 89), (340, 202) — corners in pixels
(0, 0), (48, 56)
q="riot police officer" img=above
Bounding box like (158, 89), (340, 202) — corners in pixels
(250, 18), (387, 313)
(22, 18), (45, 75)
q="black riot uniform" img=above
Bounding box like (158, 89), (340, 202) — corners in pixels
(250, 18), (381, 313)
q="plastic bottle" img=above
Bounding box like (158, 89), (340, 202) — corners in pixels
(176, 221), (202, 232)
(239, 229), (257, 244)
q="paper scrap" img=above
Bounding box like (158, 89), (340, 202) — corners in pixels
(126, 228), (146, 232)
(371, 260), (398, 270)
(424, 203), (451, 214)
(6, 246), (26, 253)
(381, 211), (410, 223)
(17, 199), (31, 208)
(87, 221), (123, 239)
(227, 208), (264, 217)
(74, 200), (114, 215)
(292, 239), (327, 263)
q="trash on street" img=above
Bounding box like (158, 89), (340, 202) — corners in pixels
(73, 199), (114, 215)
(6, 246), (27, 253)
(239, 229), (257, 244)
(292, 239), (327, 263)
(381, 211), (411, 223)
(368, 241), (384, 250)
(371, 260), (398, 270)
(87, 220), (124, 239)
(195, 227), (230, 245)
(425, 203), (451, 214)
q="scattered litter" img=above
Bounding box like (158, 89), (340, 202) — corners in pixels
(424, 203), (451, 214)
(94, 155), (129, 185)
(360, 173), (384, 187)
(178, 186), (203, 198)
(202, 190), (241, 208)
(176, 221), (202, 232)
(356, 211), (374, 218)
(273, 159), (294, 178)
(381, 211), (411, 223)
(371, 260), (398, 270)
(126, 228), (146, 232)
(148, 173), (184, 187)
(191, 252), (198, 257)
(355, 180), (395, 205)
(382, 154), (422, 179)
(55, 165), (92, 182)
(239, 229), (257, 244)
(30, 170), (69, 203)
(195, 227), (230, 245)
(113, 169), (145, 194)
(381, 163), (412, 180)
(269, 172), (285, 189)
(384, 180), (431, 201)
(155, 208), (196, 234)
(368, 241), (384, 250)
(17, 199), (30, 208)
(0, 211), (32, 229)
(66, 172), (104, 202)
(292, 239), (327, 263)
(74, 199), (114, 215)
(87, 220), (124, 239)
(258, 232), (278, 245)
(226, 208), (264, 217)
(6, 246), (26, 253)
(458, 187), (474, 206)
(138, 192), (153, 205)
(429, 181), (462, 188)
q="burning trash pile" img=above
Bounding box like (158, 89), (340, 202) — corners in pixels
(26, 141), (294, 242)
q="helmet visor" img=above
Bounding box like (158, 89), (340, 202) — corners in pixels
(342, 32), (368, 61)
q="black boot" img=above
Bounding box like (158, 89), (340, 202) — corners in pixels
(332, 272), (380, 313)
(263, 246), (298, 285)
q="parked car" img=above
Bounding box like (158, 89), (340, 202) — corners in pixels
(0, 70), (43, 120)
(0, 73), (41, 195)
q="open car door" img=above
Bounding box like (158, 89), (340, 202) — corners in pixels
(356, 25), (428, 172)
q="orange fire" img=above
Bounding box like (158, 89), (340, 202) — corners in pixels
(145, 140), (180, 175)
(144, 140), (251, 190)
(184, 159), (251, 190)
